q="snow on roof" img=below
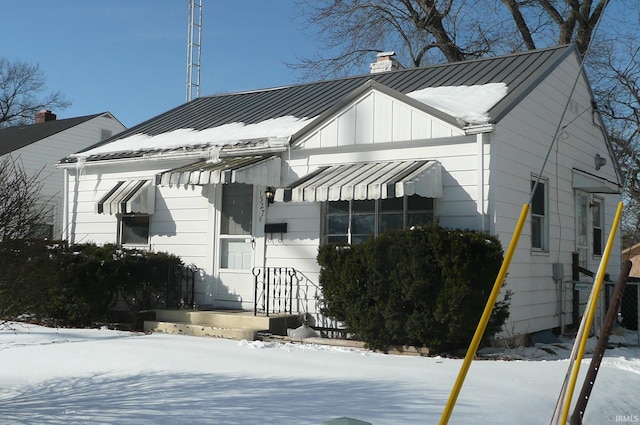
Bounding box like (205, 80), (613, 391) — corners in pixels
(76, 83), (507, 159)
(75, 115), (314, 158)
(407, 83), (508, 124)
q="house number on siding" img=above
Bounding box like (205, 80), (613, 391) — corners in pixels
(258, 191), (266, 222)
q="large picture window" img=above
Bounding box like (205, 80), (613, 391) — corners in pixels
(324, 195), (434, 244)
(531, 177), (547, 251)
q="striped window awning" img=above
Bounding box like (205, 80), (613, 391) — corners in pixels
(276, 160), (442, 202)
(96, 180), (155, 215)
(159, 155), (281, 187)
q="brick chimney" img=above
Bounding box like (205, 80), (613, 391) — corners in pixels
(370, 51), (400, 74)
(35, 110), (56, 123)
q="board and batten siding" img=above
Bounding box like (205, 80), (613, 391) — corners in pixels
(490, 53), (622, 335)
(298, 89), (464, 150)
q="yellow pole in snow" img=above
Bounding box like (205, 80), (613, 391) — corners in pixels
(557, 201), (623, 425)
(439, 203), (529, 425)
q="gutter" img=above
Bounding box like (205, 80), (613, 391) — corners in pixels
(56, 137), (291, 170)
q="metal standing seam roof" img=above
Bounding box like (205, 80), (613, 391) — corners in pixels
(70, 45), (577, 161)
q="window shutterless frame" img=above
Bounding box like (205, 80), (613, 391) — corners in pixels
(530, 176), (548, 251)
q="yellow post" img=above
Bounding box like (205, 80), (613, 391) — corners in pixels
(439, 203), (530, 425)
(557, 201), (623, 425)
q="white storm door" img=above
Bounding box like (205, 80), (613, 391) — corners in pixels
(217, 183), (255, 309)
(575, 190), (589, 269)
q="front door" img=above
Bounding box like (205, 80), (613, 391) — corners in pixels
(216, 183), (256, 310)
(575, 190), (589, 270)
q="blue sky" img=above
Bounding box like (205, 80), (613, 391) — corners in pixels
(1, 1), (328, 128)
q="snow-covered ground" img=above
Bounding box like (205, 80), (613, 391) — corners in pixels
(0, 322), (638, 424)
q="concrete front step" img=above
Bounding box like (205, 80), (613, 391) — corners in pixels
(143, 310), (301, 341)
(145, 321), (258, 340)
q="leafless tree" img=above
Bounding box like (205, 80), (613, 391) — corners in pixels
(589, 42), (640, 245)
(291, 0), (613, 79)
(0, 154), (49, 241)
(0, 57), (70, 128)
(293, 0), (640, 247)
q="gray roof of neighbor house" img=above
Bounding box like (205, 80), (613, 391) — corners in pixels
(68, 44), (578, 163)
(0, 113), (104, 156)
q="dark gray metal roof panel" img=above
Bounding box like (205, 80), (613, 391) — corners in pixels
(74, 45), (577, 159)
(0, 113), (103, 156)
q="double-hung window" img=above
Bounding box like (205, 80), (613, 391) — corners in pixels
(531, 177), (548, 251)
(323, 195), (434, 244)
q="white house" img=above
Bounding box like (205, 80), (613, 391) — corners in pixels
(58, 45), (623, 339)
(0, 111), (125, 240)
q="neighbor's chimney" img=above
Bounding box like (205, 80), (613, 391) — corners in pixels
(35, 110), (56, 123)
(370, 51), (400, 74)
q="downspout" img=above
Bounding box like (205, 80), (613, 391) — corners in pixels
(465, 124), (494, 232)
(477, 132), (486, 232)
(62, 168), (69, 242)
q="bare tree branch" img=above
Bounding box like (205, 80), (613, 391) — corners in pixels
(0, 57), (70, 128)
(0, 154), (50, 241)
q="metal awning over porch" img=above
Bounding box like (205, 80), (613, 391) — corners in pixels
(96, 180), (155, 215)
(572, 168), (621, 194)
(276, 160), (442, 202)
(159, 155), (281, 187)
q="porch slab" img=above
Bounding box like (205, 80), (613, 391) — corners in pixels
(143, 310), (301, 341)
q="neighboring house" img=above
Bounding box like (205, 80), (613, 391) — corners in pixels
(58, 45), (623, 339)
(0, 111), (126, 240)
(623, 243), (640, 277)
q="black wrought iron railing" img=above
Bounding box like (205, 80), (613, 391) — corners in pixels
(252, 266), (345, 336)
(252, 267), (295, 316)
(165, 264), (196, 309)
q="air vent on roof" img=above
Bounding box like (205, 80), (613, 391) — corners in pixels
(100, 129), (113, 141)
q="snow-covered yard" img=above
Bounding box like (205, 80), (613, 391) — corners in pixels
(0, 322), (638, 424)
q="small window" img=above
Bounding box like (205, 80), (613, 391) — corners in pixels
(592, 198), (603, 256)
(121, 215), (150, 245)
(531, 178), (547, 251)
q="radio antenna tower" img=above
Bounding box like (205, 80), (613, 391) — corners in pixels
(186, 0), (202, 102)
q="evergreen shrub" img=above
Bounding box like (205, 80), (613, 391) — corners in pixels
(317, 225), (510, 353)
(0, 240), (182, 327)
